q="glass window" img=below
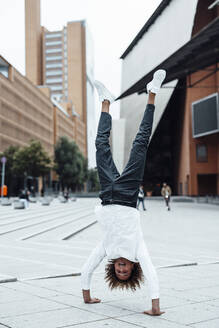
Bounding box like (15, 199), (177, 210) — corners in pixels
(46, 70), (62, 76)
(45, 33), (62, 39)
(50, 85), (63, 91)
(0, 65), (9, 78)
(46, 63), (62, 69)
(46, 77), (63, 84)
(45, 41), (62, 46)
(46, 56), (62, 61)
(196, 144), (208, 162)
(46, 48), (62, 54)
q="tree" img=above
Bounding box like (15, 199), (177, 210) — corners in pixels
(54, 136), (87, 191)
(75, 154), (88, 191)
(87, 168), (100, 192)
(0, 146), (20, 196)
(13, 140), (51, 178)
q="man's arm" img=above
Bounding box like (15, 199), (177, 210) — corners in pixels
(137, 238), (164, 315)
(81, 241), (106, 304)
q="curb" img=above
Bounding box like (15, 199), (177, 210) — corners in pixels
(158, 262), (198, 269)
(0, 276), (17, 284)
(21, 272), (81, 281)
(62, 220), (97, 240)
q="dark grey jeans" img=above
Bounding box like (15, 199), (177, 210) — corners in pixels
(95, 104), (155, 208)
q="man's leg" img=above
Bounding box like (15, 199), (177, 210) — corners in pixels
(142, 199), (146, 211)
(167, 197), (170, 210)
(96, 100), (120, 189)
(140, 199), (143, 210)
(118, 92), (155, 186)
(114, 70), (166, 206)
(164, 197), (168, 207)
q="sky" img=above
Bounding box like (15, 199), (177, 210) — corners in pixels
(0, 0), (162, 119)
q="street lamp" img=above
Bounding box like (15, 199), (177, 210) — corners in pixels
(1, 156), (7, 199)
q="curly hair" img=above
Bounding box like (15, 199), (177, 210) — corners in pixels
(105, 260), (144, 291)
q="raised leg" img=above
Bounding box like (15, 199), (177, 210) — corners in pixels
(95, 101), (120, 189)
(118, 93), (155, 186)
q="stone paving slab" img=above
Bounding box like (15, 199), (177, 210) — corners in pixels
(0, 199), (219, 327)
(190, 318), (219, 328)
(111, 315), (188, 328)
(160, 288), (218, 302)
(0, 297), (68, 319)
(0, 307), (107, 328)
(47, 294), (134, 317)
(159, 264), (219, 279)
(63, 318), (141, 328)
(25, 275), (148, 302)
(164, 278), (219, 292)
(160, 302), (219, 325)
(204, 299), (219, 307)
(1, 281), (65, 298)
(192, 285), (219, 298)
(0, 285), (40, 304)
(0, 242), (86, 269)
(0, 255), (79, 280)
(107, 293), (192, 312)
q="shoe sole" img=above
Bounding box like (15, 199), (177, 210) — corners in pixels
(94, 80), (115, 103)
(153, 69), (166, 87)
(147, 69), (166, 93)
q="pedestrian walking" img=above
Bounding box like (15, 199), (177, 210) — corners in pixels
(137, 185), (146, 211)
(41, 187), (44, 197)
(81, 70), (166, 316)
(19, 189), (29, 209)
(161, 182), (172, 211)
(63, 190), (69, 201)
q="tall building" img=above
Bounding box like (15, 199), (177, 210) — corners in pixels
(25, 0), (43, 86)
(0, 55), (87, 193)
(25, 0), (96, 167)
(0, 56), (53, 155)
(117, 0), (219, 196)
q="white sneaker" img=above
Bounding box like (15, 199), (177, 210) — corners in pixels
(94, 80), (116, 103)
(147, 69), (166, 94)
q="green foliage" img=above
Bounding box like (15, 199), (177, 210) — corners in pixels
(0, 145), (20, 178)
(0, 146), (20, 196)
(13, 140), (51, 177)
(54, 136), (88, 191)
(87, 168), (100, 192)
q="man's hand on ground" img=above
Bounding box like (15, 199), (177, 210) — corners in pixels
(143, 298), (165, 316)
(143, 309), (165, 316)
(82, 289), (101, 304)
(84, 297), (101, 304)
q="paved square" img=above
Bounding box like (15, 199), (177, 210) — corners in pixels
(0, 197), (219, 327)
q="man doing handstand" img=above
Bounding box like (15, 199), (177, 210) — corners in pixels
(81, 70), (166, 316)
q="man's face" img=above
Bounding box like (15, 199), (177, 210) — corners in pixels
(114, 258), (134, 280)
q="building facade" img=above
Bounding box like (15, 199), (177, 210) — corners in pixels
(25, 0), (96, 167)
(118, 0), (219, 196)
(0, 57), (53, 155)
(0, 55), (89, 193)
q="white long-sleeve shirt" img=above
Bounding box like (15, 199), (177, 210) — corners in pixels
(81, 204), (159, 299)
